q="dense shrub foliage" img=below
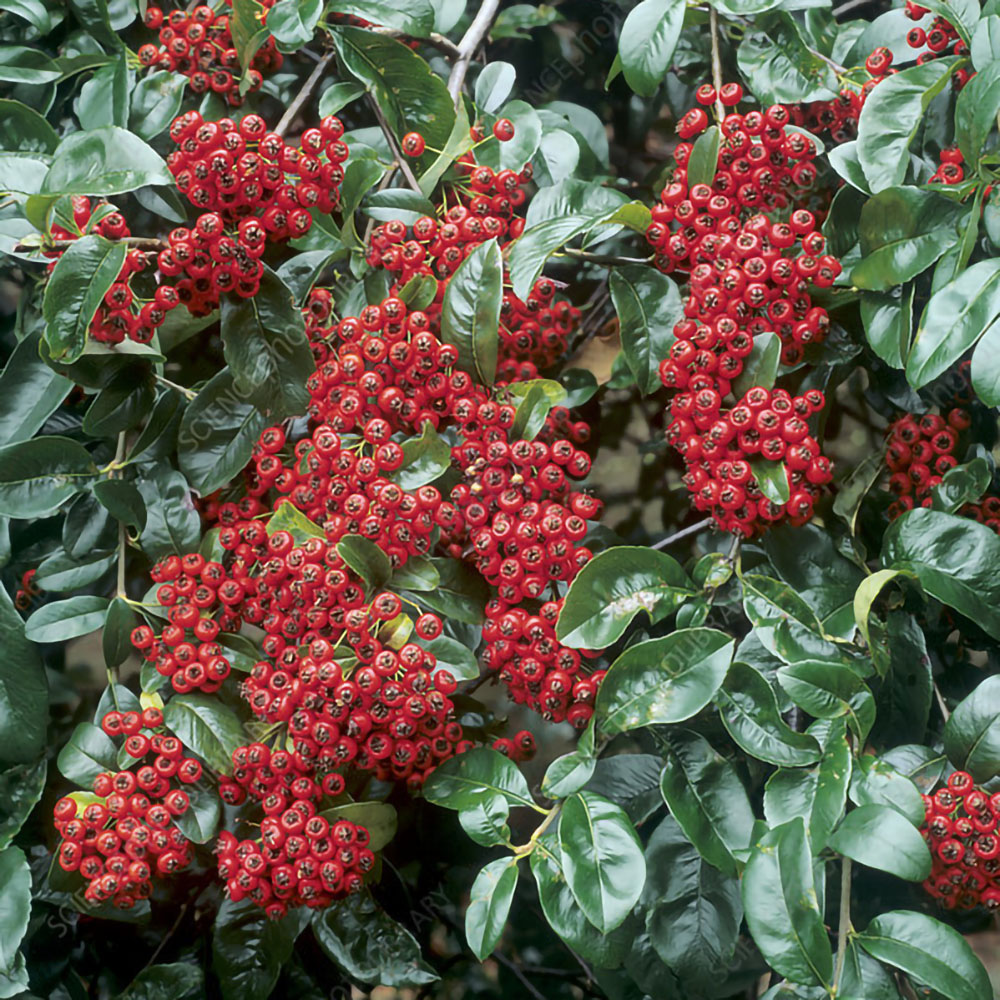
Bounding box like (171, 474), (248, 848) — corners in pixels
(4, 0), (1000, 997)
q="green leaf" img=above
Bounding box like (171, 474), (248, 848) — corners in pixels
(907, 259), (1000, 388)
(396, 421), (452, 490)
(312, 893), (438, 988)
(332, 0), (435, 35)
(827, 804), (930, 880)
(320, 801), (397, 851)
(136, 464), (201, 560)
(417, 99), (475, 197)
(0, 47), (61, 84)
(971, 315), (1000, 405)
(83, 367), (155, 438)
(595, 628), (734, 734)
(918, 0), (980, 46)
(556, 546), (694, 648)
(584, 753), (664, 825)
(317, 80), (366, 117)
(118, 963), (205, 1000)
(543, 750), (597, 798)
(178, 368), (266, 495)
(685, 125), (720, 187)
(102, 596), (136, 669)
(0, 846), (30, 974)
(776, 661), (875, 742)
(33, 548), (114, 592)
(172, 783), (221, 844)
(738, 14), (838, 105)
(851, 755), (926, 826)
(508, 213), (604, 301)
(423, 747), (535, 812)
(508, 381), (553, 440)
(331, 26), (455, 151)
(42, 235), (128, 363)
(41, 126), (172, 196)
(0, 0), (50, 32)
(129, 71), (187, 141)
(972, 14), (1000, 69)
(856, 58), (959, 193)
(559, 791), (646, 933)
(25, 594), (108, 643)
(0, 587), (47, 766)
(365, 188), (437, 226)
(212, 898), (307, 1000)
(609, 265), (683, 395)
(336, 535), (392, 593)
(856, 911), (991, 1000)
(733, 331), (780, 397)
(860, 288), (914, 369)
(716, 662), (821, 766)
(458, 795), (511, 847)
(57, 721), (117, 787)
(853, 187), (963, 292)
(742, 817), (832, 988)
(943, 675), (1000, 782)
(267, 502), (323, 545)
(465, 857), (519, 960)
(390, 555), (440, 592)
(93, 478), (146, 532)
(642, 815), (742, 992)
(162, 694), (246, 774)
(405, 556), (489, 625)
(658, 730), (754, 876)
(883, 508), (1000, 639)
(749, 457), (791, 505)
(618, 0), (686, 97)
(0, 758), (45, 850)
(0, 99), (58, 153)
(763, 719), (853, 845)
(267, 0), (321, 45)
(475, 61), (516, 113)
(440, 239), (502, 387)
(220, 266), (314, 421)
(0, 333), (71, 448)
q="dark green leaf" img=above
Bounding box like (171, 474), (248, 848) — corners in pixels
(0, 99), (58, 153)
(0, 846), (30, 974)
(658, 730), (754, 876)
(851, 754), (926, 826)
(776, 661), (875, 742)
(465, 857), (519, 960)
(595, 628), (734, 734)
(423, 747), (535, 811)
(25, 594), (109, 643)
(41, 126), (172, 196)
(404, 557), (489, 625)
(395, 421), (452, 490)
(266, 0), (321, 44)
(93, 478), (146, 531)
(136, 464), (201, 560)
(415, 634), (478, 680)
(129, 71), (187, 141)
(102, 597), (136, 669)
(559, 791), (645, 934)
(856, 910), (991, 1000)
(0, 333), (71, 448)
(742, 817), (832, 988)
(317, 80), (366, 117)
(320, 801), (396, 851)
(475, 62), (516, 113)
(440, 239), (502, 387)
(827, 804), (930, 880)
(972, 315), (1000, 405)
(860, 288), (914, 369)
(57, 721), (117, 787)
(118, 962), (205, 1000)
(543, 750), (597, 798)
(733, 331), (780, 397)
(83, 368), (155, 437)
(336, 535), (392, 593)
(43, 235), (128, 362)
(610, 265), (683, 395)
(0, 587), (47, 766)
(943, 675), (1000, 782)
(0, 758), (45, 850)
(738, 14), (838, 105)
(34, 548), (115, 591)
(163, 694), (246, 774)
(618, 0), (685, 97)
(0, 47), (61, 84)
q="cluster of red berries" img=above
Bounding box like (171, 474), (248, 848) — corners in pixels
(139, 1), (282, 104)
(931, 147), (966, 185)
(884, 405), (1000, 533)
(216, 815), (373, 918)
(132, 555), (237, 694)
(482, 600), (605, 726)
(155, 111), (345, 313)
(53, 707), (199, 909)
(492, 729), (537, 761)
(922, 771), (1000, 910)
(647, 92), (837, 535)
(46, 197), (171, 345)
(14, 567), (41, 611)
(906, 2), (971, 86)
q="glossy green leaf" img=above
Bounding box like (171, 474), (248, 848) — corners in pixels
(163, 694), (246, 774)
(266, 0), (321, 45)
(827, 804), (930, 880)
(851, 754), (926, 826)
(440, 239), (501, 387)
(220, 266), (314, 421)
(42, 235), (128, 362)
(129, 71), (187, 141)
(41, 126), (172, 196)
(396, 421), (452, 490)
(856, 59), (959, 192)
(0, 99), (58, 153)
(172, 783), (221, 844)
(0, 333), (71, 448)
(102, 596), (136, 669)
(336, 535), (392, 593)
(733, 331), (780, 397)
(883, 508), (1000, 639)
(907, 259), (1000, 388)
(0, 47), (61, 84)
(556, 545), (693, 648)
(542, 750), (597, 798)
(658, 730), (754, 876)
(738, 14), (838, 105)
(0, 846), (30, 975)
(943, 675), (1000, 782)
(475, 62), (516, 113)
(618, 0), (685, 96)
(0, 587), (47, 766)
(856, 910), (991, 1000)
(860, 287), (914, 368)
(716, 662), (821, 766)
(405, 557), (489, 625)
(57, 721), (117, 787)
(559, 791), (645, 933)
(595, 628), (734, 734)
(465, 857), (519, 959)
(320, 801), (397, 851)
(25, 594), (108, 643)
(742, 818), (832, 988)
(312, 893), (438, 988)
(776, 661), (875, 742)
(136, 464), (201, 561)
(971, 315), (1000, 405)
(458, 795), (511, 847)
(610, 265), (683, 394)
(423, 747), (535, 812)
(118, 962), (205, 1000)
(0, 758), (45, 850)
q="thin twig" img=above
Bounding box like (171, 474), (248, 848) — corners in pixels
(709, 8), (725, 122)
(805, 43), (847, 76)
(831, 0), (870, 17)
(154, 373), (196, 400)
(15, 236), (166, 253)
(563, 248), (653, 266)
(113, 430), (128, 600)
(368, 25), (461, 57)
(934, 682), (951, 722)
(833, 857), (852, 993)
(367, 94), (423, 193)
(276, 51), (335, 137)
(447, 0), (502, 107)
(491, 950), (548, 1000)
(651, 517), (714, 550)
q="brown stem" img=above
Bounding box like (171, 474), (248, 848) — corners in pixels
(367, 94), (423, 193)
(276, 51), (335, 137)
(16, 236), (167, 253)
(447, 0), (502, 107)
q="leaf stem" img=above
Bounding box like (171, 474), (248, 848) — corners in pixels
(709, 8), (725, 122)
(562, 247), (654, 266)
(154, 373), (197, 400)
(447, 0), (502, 108)
(513, 804), (561, 854)
(832, 856), (852, 994)
(276, 50), (335, 137)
